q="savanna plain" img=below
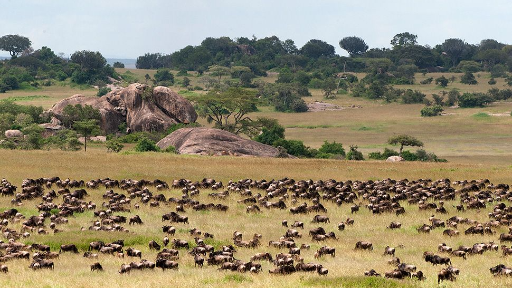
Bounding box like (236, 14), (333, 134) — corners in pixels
(1, 71), (512, 288)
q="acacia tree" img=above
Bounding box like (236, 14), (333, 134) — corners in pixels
(73, 119), (100, 152)
(339, 36), (369, 57)
(388, 134), (423, 157)
(192, 87), (259, 135)
(390, 32), (417, 48)
(0, 34), (31, 58)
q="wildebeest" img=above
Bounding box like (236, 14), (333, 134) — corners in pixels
(88, 241), (104, 251)
(129, 215), (143, 225)
(90, 262), (103, 272)
(312, 215), (330, 223)
(355, 241), (373, 250)
(387, 222), (401, 229)
(383, 246), (395, 256)
(438, 266), (459, 283)
(162, 225), (176, 235)
(490, 264), (512, 276)
(126, 248), (142, 258)
(148, 240), (161, 251)
(443, 229), (459, 237)
(0, 265), (7, 273)
(194, 254), (204, 267)
(364, 269), (381, 277)
(156, 258), (179, 271)
(59, 244), (78, 254)
(30, 260), (54, 270)
(119, 264), (131, 274)
(173, 239), (189, 249)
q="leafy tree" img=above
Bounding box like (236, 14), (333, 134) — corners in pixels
(182, 77), (191, 88)
(239, 72), (255, 87)
(72, 120), (100, 152)
(435, 76), (449, 87)
(432, 94), (444, 106)
(346, 145), (364, 160)
(71, 50), (106, 70)
(192, 87), (259, 135)
(208, 65), (230, 82)
(318, 141), (345, 157)
(300, 39), (335, 59)
(458, 93), (492, 108)
(388, 134), (423, 157)
(390, 32), (418, 48)
(339, 36), (369, 57)
(61, 104), (101, 128)
(460, 72), (477, 85)
(421, 105), (443, 117)
(253, 120), (285, 145)
(113, 62), (125, 68)
(154, 68), (174, 86)
(134, 137), (160, 152)
(106, 138), (124, 152)
(447, 89), (460, 106)
(441, 38), (468, 67)
(322, 77), (337, 99)
(0, 34), (31, 58)
(136, 53), (167, 69)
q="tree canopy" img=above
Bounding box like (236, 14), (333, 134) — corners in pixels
(339, 36), (369, 57)
(0, 34), (31, 58)
(388, 134), (424, 156)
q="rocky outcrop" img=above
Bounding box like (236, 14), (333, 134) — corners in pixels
(157, 127), (288, 157)
(48, 84), (197, 134)
(386, 156), (405, 162)
(4, 130), (23, 138)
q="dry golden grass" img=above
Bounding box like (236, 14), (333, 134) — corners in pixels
(0, 150), (511, 287)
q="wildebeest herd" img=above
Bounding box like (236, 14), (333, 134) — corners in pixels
(0, 176), (512, 285)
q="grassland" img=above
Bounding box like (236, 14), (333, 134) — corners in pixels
(0, 151), (511, 288)
(0, 71), (511, 287)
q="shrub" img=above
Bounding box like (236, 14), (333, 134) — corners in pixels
(420, 77), (433, 84)
(97, 87), (111, 97)
(346, 145), (364, 161)
(488, 78), (497, 85)
(368, 148), (399, 160)
(164, 146), (177, 153)
(401, 89), (426, 104)
(113, 62), (125, 68)
(460, 72), (478, 85)
(273, 138), (313, 158)
(254, 124), (285, 146)
(134, 137), (160, 152)
(106, 138), (124, 152)
(154, 69), (174, 86)
(458, 92), (493, 108)
(435, 76), (448, 87)
(421, 105), (444, 117)
(318, 141), (345, 157)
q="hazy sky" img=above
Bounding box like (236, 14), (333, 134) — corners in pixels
(1, 0), (511, 59)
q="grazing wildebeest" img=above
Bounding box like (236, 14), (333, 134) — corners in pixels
(90, 262), (103, 272)
(148, 240), (161, 251)
(59, 244), (78, 254)
(156, 258), (179, 271)
(438, 266), (459, 283)
(364, 269), (380, 277)
(312, 215), (329, 223)
(126, 248), (142, 258)
(355, 241), (373, 250)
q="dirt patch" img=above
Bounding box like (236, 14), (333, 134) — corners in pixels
(307, 101), (362, 112)
(489, 113), (511, 117)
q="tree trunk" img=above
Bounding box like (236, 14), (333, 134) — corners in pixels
(399, 144), (403, 157)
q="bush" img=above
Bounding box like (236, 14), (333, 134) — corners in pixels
(420, 77), (433, 84)
(460, 72), (477, 85)
(154, 69), (174, 86)
(458, 92), (493, 108)
(97, 87), (111, 97)
(134, 137), (160, 152)
(488, 78), (497, 85)
(254, 123), (285, 145)
(113, 62), (125, 68)
(273, 138), (313, 158)
(346, 145), (364, 161)
(401, 89), (426, 104)
(368, 148), (399, 160)
(106, 138), (124, 152)
(421, 105), (444, 117)
(435, 76), (449, 87)
(164, 146), (177, 153)
(318, 141), (345, 157)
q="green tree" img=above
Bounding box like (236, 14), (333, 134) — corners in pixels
(61, 104), (101, 128)
(322, 77), (337, 99)
(208, 65), (231, 82)
(441, 38), (467, 67)
(0, 34), (31, 58)
(388, 134), (424, 157)
(192, 87), (259, 135)
(390, 32), (418, 48)
(300, 39), (336, 59)
(318, 141), (345, 157)
(134, 137), (160, 152)
(73, 119), (100, 152)
(460, 72), (477, 85)
(346, 145), (364, 160)
(339, 36), (369, 57)
(154, 68), (174, 86)
(182, 77), (191, 88)
(435, 76), (449, 87)
(113, 62), (125, 68)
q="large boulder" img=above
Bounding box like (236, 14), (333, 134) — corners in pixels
(48, 84), (197, 134)
(157, 127), (287, 157)
(386, 156), (404, 162)
(4, 130), (23, 138)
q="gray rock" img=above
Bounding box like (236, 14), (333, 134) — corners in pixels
(4, 130), (23, 138)
(157, 127), (288, 158)
(386, 156), (404, 162)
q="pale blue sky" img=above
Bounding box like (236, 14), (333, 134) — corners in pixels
(1, 0), (511, 59)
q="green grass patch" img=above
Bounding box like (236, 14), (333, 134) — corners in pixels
(204, 238), (232, 250)
(178, 90), (199, 97)
(301, 276), (416, 288)
(223, 274), (252, 283)
(286, 124), (337, 129)
(18, 82), (39, 91)
(472, 112), (491, 120)
(4, 95), (50, 101)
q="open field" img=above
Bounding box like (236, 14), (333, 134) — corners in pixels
(0, 151), (512, 287)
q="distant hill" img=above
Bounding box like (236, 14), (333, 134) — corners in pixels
(106, 58), (136, 69)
